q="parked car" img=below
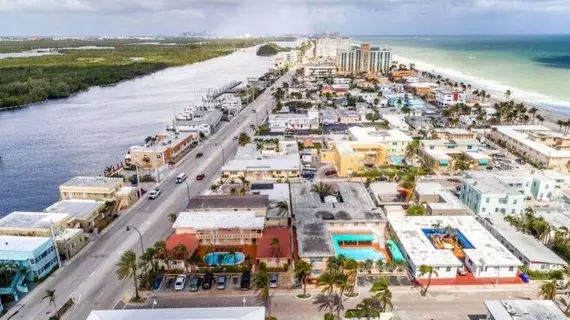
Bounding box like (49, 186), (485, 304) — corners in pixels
(250, 124), (255, 129)
(202, 272), (214, 290)
(251, 109), (257, 113)
(196, 174), (205, 181)
(174, 275), (187, 291)
(516, 158), (526, 165)
(196, 152), (203, 158)
(240, 271), (251, 291)
(147, 188), (161, 200)
(270, 274), (278, 288)
(324, 169), (337, 176)
(189, 277), (200, 292)
(233, 136), (238, 140)
(217, 275), (227, 290)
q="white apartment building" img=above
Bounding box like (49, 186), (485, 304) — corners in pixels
(382, 115), (411, 132)
(348, 126), (412, 156)
(268, 109), (319, 133)
(435, 90), (466, 106)
(168, 109), (223, 136)
(315, 36), (352, 58)
(460, 173), (527, 217)
(487, 125), (570, 172)
(332, 77), (351, 85)
(304, 64), (336, 78)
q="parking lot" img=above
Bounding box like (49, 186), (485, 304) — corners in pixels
(357, 275), (412, 287)
(158, 272), (281, 293)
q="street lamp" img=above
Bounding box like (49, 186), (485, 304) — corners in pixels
(215, 143), (226, 164)
(183, 180), (191, 200)
(126, 225), (145, 254)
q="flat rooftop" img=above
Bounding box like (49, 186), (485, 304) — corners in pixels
(0, 211), (70, 229)
(248, 183), (290, 201)
(55, 228), (83, 242)
(221, 140), (300, 172)
(188, 195), (269, 210)
(463, 175), (523, 196)
(86, 307), (266, 320)
(290, 182), (376, 209)
(484, 216), (566, 266)
(389, 216), (522, 268)
(484, 300), (567, 320)
(174, 211), (265, 230)
(416, 182), (470, 211)
(348, 126), (413, 143)
(0, 235), (51, 253)
(60, 176), (122, 189)
(493, 125), (570, 158)
(44, 199), (105, 219)
(129, 132), (193, 153)
(296, 218), (335, 257)
(533, 208), (570, 230)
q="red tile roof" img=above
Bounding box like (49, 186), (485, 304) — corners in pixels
(257, 227), (292, 259)
(165, 233), (198, 259)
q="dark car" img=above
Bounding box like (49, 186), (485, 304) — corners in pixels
(240, 271), (251, 291)
(196, 174), (205, 180)
(324, 169), (337, 176)
(202, 272), (214, 290)
(196, 152), (203, 158)
(189, 277), (201, 292)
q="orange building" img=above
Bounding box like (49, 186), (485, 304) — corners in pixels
(391, 70), (415, 80)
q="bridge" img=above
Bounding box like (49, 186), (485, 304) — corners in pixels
(203, 80), (243, 100)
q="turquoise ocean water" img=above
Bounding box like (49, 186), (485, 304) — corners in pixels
(355, 35), (570, 114)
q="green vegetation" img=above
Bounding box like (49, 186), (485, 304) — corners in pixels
(238, 132), (251, 146)
(256, 42), (287, 56)
(520, 267), (564, 280)
(407, 205), (425, 216)
(0, 39), (264, 110)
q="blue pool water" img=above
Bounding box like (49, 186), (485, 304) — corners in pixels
(386, 240), (405, 262)
(421, 228), (475, 249)
(331, 234), (386, 261)
(390, 156), (405, 165)
(203, 252), (245, 266)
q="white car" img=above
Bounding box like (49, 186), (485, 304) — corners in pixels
(174, 275), (187, 291)
(147, 188), (161, 200)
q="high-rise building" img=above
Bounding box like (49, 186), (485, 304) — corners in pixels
(337, 44), (392, 74)
(315, 36), (352, 58)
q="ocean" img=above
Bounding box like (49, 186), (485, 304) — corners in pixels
(355, 35), (570, 115)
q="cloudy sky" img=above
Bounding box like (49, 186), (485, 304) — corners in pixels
(0, 0), (569, 36)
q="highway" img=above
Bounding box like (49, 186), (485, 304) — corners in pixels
(3, 69), (294, 320)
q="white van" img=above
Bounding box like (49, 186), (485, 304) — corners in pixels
(175, 173), (187, 184)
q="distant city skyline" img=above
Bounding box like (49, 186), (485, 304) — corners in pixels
(0, 0), (569, 36)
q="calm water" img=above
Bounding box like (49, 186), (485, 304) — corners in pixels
(0, 51), (60, 59)
(0, 50), (274, 215)
(357, 35), (570, 114)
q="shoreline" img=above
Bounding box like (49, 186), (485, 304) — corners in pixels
(394, 54), (570, 132)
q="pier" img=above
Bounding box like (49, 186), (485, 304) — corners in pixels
(203, 80), (243, 100)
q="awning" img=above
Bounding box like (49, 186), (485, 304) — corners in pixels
(439, 160), (449, 166)
(478, 160), (489, 166)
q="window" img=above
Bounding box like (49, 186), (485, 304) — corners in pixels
(310, 258), (323, 263)
(513, 200), (517, 205)
(482, 208), (486, 212)
(541, 264), (547, 270)
(511, 209), (516, 214)
(486, 198), (490, 203)
(508, 266), (514, 271)
(446, 267), (451, 272)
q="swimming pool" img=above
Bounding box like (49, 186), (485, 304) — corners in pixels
(386, 240), (405, 262)
(203, 252), (245, 266)
(422, 228), (475, 249)
(390, 156), (405, 165)
(331, 234), (385, 261)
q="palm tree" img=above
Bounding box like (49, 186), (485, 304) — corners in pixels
(209, 183), (219, 194)
(417, 264), (438, 295)
(238, 175), (250, 192)
(154, 240), (170, 271)
(270, 237), (281, 267)
(253, 269), (271, 318)
(116, 250), (140, 300)
(405, 140), (420, 162)
(172, 244), (190, 273)
(168, 213), (177, 223)
(41, 289), (58, 317)
(140, 247), (158, 273)
(539, 280), (557, 300)
(343, 258), (359, 294)
(277, 201), (289, 216)
(370, 277), (392, 311)
(294, 260), (313, 298)
(505, 89), (512, 100)
(355, 298), (382, 319)
(227, 247), (238, 265)
(375, 259), (385, 272)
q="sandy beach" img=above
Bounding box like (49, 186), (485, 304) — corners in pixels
(397, 55), (570, 133)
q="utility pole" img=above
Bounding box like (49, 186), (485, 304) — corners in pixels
(135, 163), (142, 197)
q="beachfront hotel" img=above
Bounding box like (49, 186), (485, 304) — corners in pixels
(435, 90), (466, 106)
(290, 182), (404, 275)
(336, 44), (392, 74)
(389, 216), (523, 283)
(486, 125), (570, 172)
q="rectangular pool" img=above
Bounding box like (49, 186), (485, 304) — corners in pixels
(331, 234), (385, 261)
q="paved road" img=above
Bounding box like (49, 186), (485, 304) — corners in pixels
(3, 70), (294, 320)
(116, 287), (538, 320)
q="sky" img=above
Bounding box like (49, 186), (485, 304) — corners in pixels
(0, 0), (569, 36)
